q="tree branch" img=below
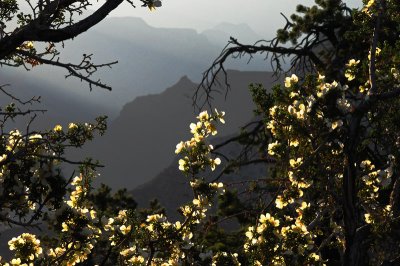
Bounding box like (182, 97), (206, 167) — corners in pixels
(194, 37), (325, 108)
(369, 8), (382, 95)
(0, 0), (124, 60)
(15, 50), (117, 90)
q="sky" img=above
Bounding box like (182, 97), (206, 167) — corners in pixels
(101, 0), (362, 37)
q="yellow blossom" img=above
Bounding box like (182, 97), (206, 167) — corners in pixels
(284, 74), (299, 88)
(61, 222), (69, 232)
(129, 256), (145, 263)
(214, 108), (226, 124)
(25, 41), (34, 49)
(289, 157), (303, 168)
(209, 182), (225, 193)
(275, 196), (287, 209)
(269, 105), (278, 117)
(245, 227), (254, 239)
(90, 210), (97, 220)
(300, 201), (310, 210)
(11, 258), (22, 265)
(346, 59), (360, 67)
(363, 0), (375, 13)
(175, 141), (185, 154)
(174, 221), (182, 229)
(197, 110), (209, 121)
(190, 122), (202, 135)
(259, 213), (280, 227)
(178, 158), (188, 171)
(146, 213), (164, 223)
(68, 123), (78, 130)
(268, 141), (279, 155)
(53, 124), (63, 132)
(345, 71), (355, 81)
(331, 120), (343, 130)
(210, 157), (221, 171)
(290, 139), (299, 147)
(0, 154), (7, 162)
(366, 0), (374, 8)
(364, 213), (373, 224)
(310, 253), (320, 261)
(119, 225), (131, 235)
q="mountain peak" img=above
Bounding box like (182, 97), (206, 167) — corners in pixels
(89, 71), (275, 190)
(178, 75), (191, 83)
(201, 22), (262, 47)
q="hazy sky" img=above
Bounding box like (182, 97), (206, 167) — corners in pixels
(102, 0), (362, 37)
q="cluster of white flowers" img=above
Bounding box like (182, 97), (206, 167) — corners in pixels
(249, 73), (355, 264)
(48, 172), (100, 265)
(284, 74), (299, 88)
(244, 203), (319, 265)
(7, 233), (43, 265)
(360, 159), (393, 197)
(345, 59), (360, 81)
(362, 0), (375, 14)
(359, 156), (395, 225)
(209, 182), (225, 194)
(317, 80), (338, 98)
(287, 100), (310, 120)
(6, 130), (23, 151)
(44, 110), (225, 266)
(267, 141), (280, 156)
(66, 174), (86, 208)
(176, 110), (224, 174)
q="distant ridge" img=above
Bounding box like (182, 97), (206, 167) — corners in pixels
(202, 22), (263, 47)
(7, 17), (267, 115)
(82, 70), (278, 190)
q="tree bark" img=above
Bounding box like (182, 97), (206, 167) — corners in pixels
(342, 113), (365, 266)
